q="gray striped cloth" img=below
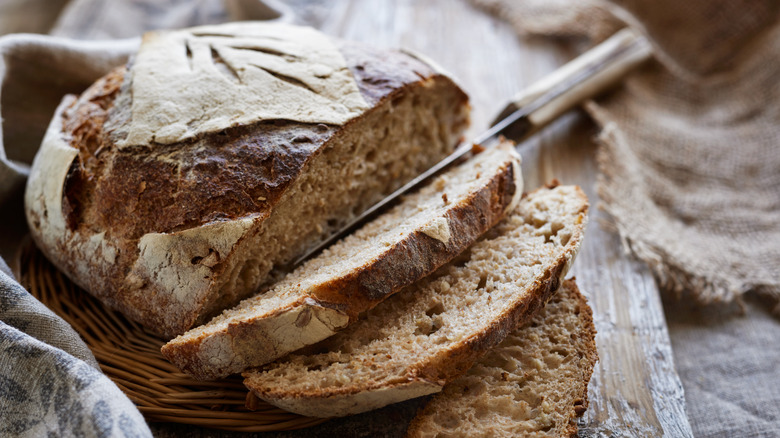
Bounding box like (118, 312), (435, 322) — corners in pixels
(0, 1), (287, 436)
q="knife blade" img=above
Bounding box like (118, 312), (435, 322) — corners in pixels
(292, 27), (652, 267)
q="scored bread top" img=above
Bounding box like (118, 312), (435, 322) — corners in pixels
(121, 22), (371, 147)
(161, 142), (522, 380)
(405, 279), (598, 438)
(24, 22), (469, 338)
(243, 184), (589, 418)
(49, 26), (452, 242)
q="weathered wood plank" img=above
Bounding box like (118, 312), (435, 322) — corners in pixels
(151, 0), (693, 436)
(525, 112), (693, 436)
(305, 0), (693, 436)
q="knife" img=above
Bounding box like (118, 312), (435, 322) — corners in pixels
(293, 27), (653, 267)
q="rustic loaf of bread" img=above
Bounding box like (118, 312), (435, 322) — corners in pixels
(243, 184), (588, 417)
(405, 279), (598, 438)
(162, 143), (522, 380)
(24, 22), (470, 338)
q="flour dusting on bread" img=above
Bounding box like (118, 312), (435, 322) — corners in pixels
(421, 217), (451, 243)
(121, 22), (370, 146)
(24, 22), (471, 337)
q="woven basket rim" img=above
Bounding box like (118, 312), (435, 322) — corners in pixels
(21, 244), (328, 432)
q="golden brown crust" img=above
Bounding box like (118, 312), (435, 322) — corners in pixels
(161, 145), (520, 380)
(243, 186), (589, 413)
(309, 158), (518, 317)
(404, 279), (599, 438)
(571, 279), (599, 432)
(28, 36), (469, 338)
(62, 41), (462, 240)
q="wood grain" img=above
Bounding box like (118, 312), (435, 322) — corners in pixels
(524, 112), (693, 437)
(296, 0), (694, 436)
(137, 0), (694, 436)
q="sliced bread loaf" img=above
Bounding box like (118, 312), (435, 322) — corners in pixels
(243, 184), (589, 417)
(161, 142), (522, 380)
(24, 22), (470, 338)
(405, 279), (598, 438)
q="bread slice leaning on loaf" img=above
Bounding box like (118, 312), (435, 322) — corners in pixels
(23, 22), (470, 338)
(243, 184), (589, 417)
(405, 279), (598, 438)
(161, 142), (522, 380)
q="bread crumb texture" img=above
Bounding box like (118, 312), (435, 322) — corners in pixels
(24, 21), (470, 338)
(405, 279), (598, 438)
(243, 185), (588, 417)
(162, 144), (521, 379)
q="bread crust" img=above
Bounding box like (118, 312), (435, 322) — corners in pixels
(24, 28), (469, 338)
(295, 147), (521, 315)
(162, 144), (521, 379)
(245, 252), (573, 414)
(243, 185), (589, 417)
(568, 279), (599, 437)
(265, 380), (442, 419)
(404, 279), (599, 438)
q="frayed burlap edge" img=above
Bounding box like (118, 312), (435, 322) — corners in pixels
(470, 0), (780, 314)
(469, 0), (622, 42)
(590, 112), (780, 315)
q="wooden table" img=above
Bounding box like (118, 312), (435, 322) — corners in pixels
(154, 0), (693, 436)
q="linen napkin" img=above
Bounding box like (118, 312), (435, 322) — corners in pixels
(0, 1), (287, 435)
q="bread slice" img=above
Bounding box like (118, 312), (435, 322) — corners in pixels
(161, 143), (522, 380)
(24, 22), (470, 338)
(405, 279), (598, 438)
(243, 184), (588, 417)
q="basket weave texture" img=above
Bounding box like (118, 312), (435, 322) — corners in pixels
(21, 245), (327, 432)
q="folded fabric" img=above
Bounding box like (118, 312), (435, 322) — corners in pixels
(0, 2), (290, 436)
(0, 269), (151, 437)
(0, 267), (98, 369)
(470, 1), (780, 437)
(471, 0), (780, 309)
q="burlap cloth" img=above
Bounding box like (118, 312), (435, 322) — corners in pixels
(1, 0), (778, 436)
(471, 0), (780, 436)
(475, 0), (780, 310)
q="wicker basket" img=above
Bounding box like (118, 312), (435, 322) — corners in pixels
(21, 245), (327, 432)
